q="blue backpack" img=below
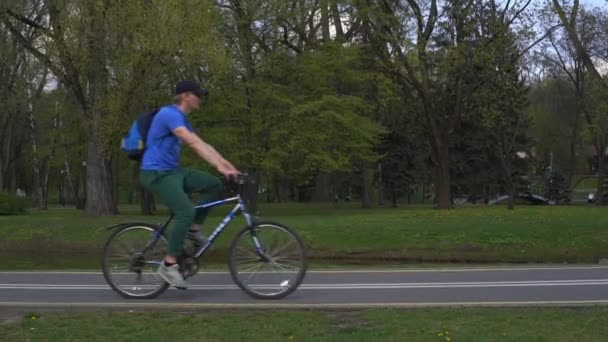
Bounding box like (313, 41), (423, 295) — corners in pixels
(121, 108), (160, 161)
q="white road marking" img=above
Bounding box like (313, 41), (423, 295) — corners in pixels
(1, 265), (608, 275)
(2, 279), (608, 290)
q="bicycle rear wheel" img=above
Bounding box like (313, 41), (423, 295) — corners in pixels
(228, 221), (307, 299)
(102, 224), (169, 299)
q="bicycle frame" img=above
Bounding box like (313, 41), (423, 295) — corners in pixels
(150, 194), (263, 259)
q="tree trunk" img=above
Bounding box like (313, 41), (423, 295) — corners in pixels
(499, 152), (516, 210)
(566, 109), (580, 203)
(139, 187), (155, 215)
(0, 149), (4, 191)
(59, 170), (65, 207)
(313, 172), (332, 202)
(330, 0), (344, 40)
(0, 113), (9, 190)
(114, 150), (120, 206)
(9, 153), (17, 193)
(552, 0), (607, 88)
(135, 163), (154, 215)
(232, 0), (259, 213)
(596, 144), (606, 205)
(83, 0), (116, 216)
(41, 114), (59, 210)
(279, 180), (291, 202)
(244, 168), (259, 213)
(63, 143), (81, 209)
(361, 167), (371, 208)
(320, 0), (331, 41)
(506, 180), (515, 210)
(28, 92), (44, 209)
(85, 138), (117, 215)
(433, 139), (452, 209)
(421, 182), (426, 204)
(377, 162), (384, 206)
(391, 186), (397, 208)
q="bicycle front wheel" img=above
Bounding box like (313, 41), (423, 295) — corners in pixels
(102, 224), (170, 299)
(228, 221), (307, 299)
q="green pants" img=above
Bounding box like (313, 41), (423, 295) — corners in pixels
(140, 168), (223, 257)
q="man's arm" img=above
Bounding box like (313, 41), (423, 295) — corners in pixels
(172, 127), (236, 173)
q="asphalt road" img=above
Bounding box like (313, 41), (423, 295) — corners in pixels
(1, 266), (608, 311)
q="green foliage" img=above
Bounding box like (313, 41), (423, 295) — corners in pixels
(451, 118), (500, 201)
(526, 78), (581, 175)
(458, 5), (533, 201)
(0, 191), (29, 215)
(544, 169), (570, 203)
(190, 43), (386, 188)
(4, 0), (608, 210)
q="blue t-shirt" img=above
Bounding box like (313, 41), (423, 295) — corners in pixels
(141, 105), (193, 170)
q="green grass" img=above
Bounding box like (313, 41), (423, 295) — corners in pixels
(2, 307), (608, 341)
(1, 203), (608, 269)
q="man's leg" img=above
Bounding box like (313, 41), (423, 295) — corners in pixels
(141, 171), (195, 287)
(183, 168), (224, 226)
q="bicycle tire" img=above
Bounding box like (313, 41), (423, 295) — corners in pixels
(102, 223), (170, 299)
(228, 221), (307, 299)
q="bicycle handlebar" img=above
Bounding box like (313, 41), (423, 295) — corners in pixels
(235, 172), (249, 185)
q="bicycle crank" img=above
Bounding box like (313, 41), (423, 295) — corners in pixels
(178, 255), (199, 279)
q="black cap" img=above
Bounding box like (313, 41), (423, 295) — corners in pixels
(175, 80), (208, 97)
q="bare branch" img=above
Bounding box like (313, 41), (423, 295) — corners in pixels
(505, 0), (533, 27)
(405, 0), (425, 39)
(5, 8), (49, 33)
(501, 0), (512, 21)
(1, 18), (65, 81)
(517, 24), (562, 59)
(549, 33), (577, 85)
(552, 0), (605, 83)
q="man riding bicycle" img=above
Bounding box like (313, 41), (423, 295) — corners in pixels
(140, 80), (240, 289)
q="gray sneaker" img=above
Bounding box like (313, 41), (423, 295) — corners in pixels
(186, 227), (209, 246)
(158, 262), (188, 289)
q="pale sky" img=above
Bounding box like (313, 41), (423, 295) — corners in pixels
(580, 0), (607, 7)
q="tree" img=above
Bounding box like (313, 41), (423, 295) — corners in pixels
(0, 21), (29, 194)
(465, 2), (534, 210)
(377, 131), (425, 207)
(551, 0), (608, 204)
(544, 168), (569, 203)
(209, 3), (384, 209)
(2, 0), (223, 215)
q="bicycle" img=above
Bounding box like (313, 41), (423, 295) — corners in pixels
(101, 174), (307, 300)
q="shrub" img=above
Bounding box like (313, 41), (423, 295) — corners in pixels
(0, 191), (29, 215)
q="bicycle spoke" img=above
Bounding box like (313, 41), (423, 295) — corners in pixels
(235, 246), (259, 260)
(269, 260), (292, 273)
(243, 262), (265, 284)
(271, 258), (300, 272)
(103, 225), (168, 298)
(268, 240), (297, 259)
(239, 260), (265, 273)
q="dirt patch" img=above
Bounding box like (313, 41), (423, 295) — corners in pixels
(453, 243), (483, 253)
(326, 311), (374, 334)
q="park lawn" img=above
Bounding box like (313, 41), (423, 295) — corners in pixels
(2, 307), (608, 341)
(1, 203), (608, 269)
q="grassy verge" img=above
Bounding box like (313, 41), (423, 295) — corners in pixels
(2, 307), (608, 341)
(1, 203), (608, 269)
